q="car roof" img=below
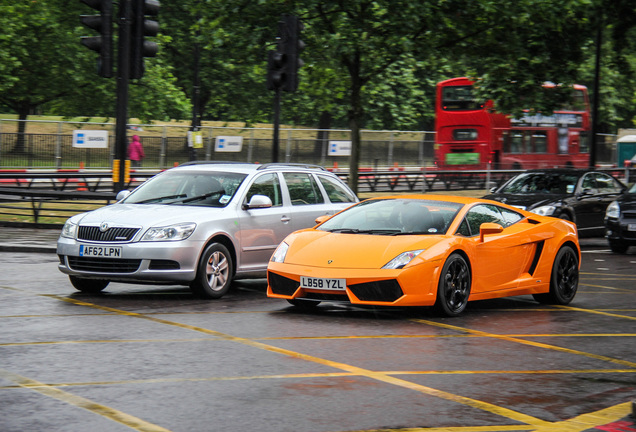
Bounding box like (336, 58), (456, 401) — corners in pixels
(174, 161), (330, 174)
(365, 194), (491, 206)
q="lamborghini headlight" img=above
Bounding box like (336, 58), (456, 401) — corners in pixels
(141, 223), (196, 241)
(271, 242), (289, 263)
(531, 205), (557, 216)
(382, 249), (424, 269)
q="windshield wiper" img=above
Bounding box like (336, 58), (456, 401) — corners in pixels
(136, 194), (187, 204)
(179, 190), (225, 204)
(328, 228), (401, 235)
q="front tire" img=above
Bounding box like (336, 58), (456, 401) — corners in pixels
(434, 253), (471, 317)
(608, 239), (628, 254)
(69, 276), (109, 293)
(190, 243), (233, 299)
(533, 245), (578, 305)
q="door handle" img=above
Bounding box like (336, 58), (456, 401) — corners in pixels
(281, 216), (291, 223)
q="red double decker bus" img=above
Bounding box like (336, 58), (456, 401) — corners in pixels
(434, 77), (591, 170)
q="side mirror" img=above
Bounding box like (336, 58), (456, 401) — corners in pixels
(315, 215), (331, 225)
(479, 222), (503, 242)
(489, 186), (498, 193)
(116, 190), (131, 201)
(243, 194), (273, 210)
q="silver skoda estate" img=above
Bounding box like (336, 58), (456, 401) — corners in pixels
(57, 162), (358, 298)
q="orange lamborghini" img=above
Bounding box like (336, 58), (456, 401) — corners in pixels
(267, 195), (580, 316)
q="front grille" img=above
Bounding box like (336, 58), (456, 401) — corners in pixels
(349, 279), (403, 302)
(149, 260), (180, 270)
(68, 256), (141, 273)
(78, 226), (140, 242)
(268, 272), (300, 296)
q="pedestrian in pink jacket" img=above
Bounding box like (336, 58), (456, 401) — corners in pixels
(128, 135), (145, 168)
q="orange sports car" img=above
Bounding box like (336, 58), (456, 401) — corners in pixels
(267, 195), (580, 316)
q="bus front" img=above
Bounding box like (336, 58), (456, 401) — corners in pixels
(434, 77), (508, 170)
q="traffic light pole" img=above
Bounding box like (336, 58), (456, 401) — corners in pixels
(114, 0), (132, 192)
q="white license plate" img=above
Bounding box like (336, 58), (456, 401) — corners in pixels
(300, 276), (346, 291)
(628, 224), (636, 231)
(79, 245), (122, 258)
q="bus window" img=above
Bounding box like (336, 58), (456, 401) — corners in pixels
(533, 131), (547, 153)
(508, 131), (525, 153)
(442, 86), (484, 111)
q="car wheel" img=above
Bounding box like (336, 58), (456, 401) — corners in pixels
(434, 253), (471, 317)
(557, 212), (571, 221)
(190, 243), (233, 299)
(287, 299), (321, 308)
(608, 239), (628, 254)
(533, 245), (578, 305)
(69, 276), (109, 293)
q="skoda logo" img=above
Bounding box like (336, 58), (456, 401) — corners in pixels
(99, 222), (109, 232)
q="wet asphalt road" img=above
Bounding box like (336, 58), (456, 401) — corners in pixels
(0, 237), (635, 432)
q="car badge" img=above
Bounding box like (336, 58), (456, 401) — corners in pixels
(99, 222), (109, 232)
(327, 260), (333, 264)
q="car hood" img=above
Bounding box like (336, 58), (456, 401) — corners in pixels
(73, 203), (228, 227)
(283, 230), (445, 269)
(618, 193), (636, 209)
(483, 193), (567, 209)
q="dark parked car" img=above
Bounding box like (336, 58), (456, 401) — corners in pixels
(483, 169), (626, 237)
(604, 182), (636, 253)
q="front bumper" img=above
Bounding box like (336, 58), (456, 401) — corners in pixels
(56, 236), (205, 284)
(267, 259), (442, 307)
(605, 218), (636, 245)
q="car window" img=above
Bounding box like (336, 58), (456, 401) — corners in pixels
(594, 173), (622, 193)
(499, 206), (524, 225)
(317, 174), (357, 203)
(455, 218), (471, 236)
(245, 173), (282, 206)
(581, 173), (597, 192)
(283, 172), (325, 206)
(465, 204), (506, 235)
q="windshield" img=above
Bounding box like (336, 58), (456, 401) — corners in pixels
(122, 170), (247, 207)
(441, 85), (485, 111)
(499, 172), (579, 195)
(318, 198), (463, 235)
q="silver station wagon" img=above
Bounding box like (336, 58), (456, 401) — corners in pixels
(57, 162), (358, 298)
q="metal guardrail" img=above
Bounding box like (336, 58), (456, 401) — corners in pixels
(0, 167), (631, 225)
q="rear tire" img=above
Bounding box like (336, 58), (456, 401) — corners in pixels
(533, 245), (578, 305)
(434, 253), (471, 317)
(69, 276), (109, 293)
(190, 243), (233, 299)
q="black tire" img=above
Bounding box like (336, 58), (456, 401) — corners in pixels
(557, 212), (571, 221)
(533, 245), (578, 305)
(434, 253), (471, 317)
(69, 276), (109, 293)
(608, 239), (629, 254)
(287, 299), (321, 308)
(190, 243), (233, 299)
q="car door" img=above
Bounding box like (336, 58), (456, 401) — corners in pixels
(282, 172), (343, 232)
(236, 172), (292, 272)
(464, 204), (537, 293)
(574, 172), (623, 233)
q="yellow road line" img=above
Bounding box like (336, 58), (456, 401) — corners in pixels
(0, 368), (171, 432)
(413, 319), (636, 369)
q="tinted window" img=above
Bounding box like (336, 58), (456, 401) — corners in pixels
(283, 173), (325, 206)
(465, 204), (505, 235)
(317, 175), (357, 203)
(594, 173), (622, 193)
(246, 173), (282, 206)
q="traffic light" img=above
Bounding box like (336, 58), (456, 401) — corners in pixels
(130, 0), (160, 79)
(281, 14), (304, 92)
(266, 14), (304, 92)
(79, 0), (113, 78)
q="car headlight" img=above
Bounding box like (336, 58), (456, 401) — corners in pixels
(270, 242), (289, 263)
(605, 201), (620, 219)
(531, 205), (557, 216)
(141, 223), (196, 241)
(382, 249), (424, 270)
(60, 219), (78, 239)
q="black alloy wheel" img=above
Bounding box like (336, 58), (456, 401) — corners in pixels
(434, 252), (471, 317)
(533, 245), (578, 305)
